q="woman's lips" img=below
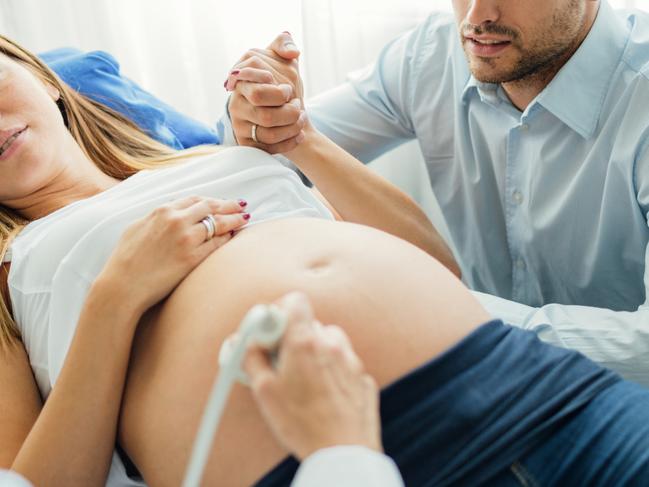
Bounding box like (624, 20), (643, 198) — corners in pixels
(0, 127), (28, 161)
(465, 38), (512, 57)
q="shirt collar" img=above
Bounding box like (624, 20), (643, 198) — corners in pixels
(460, 1), (629, 138)
(536, 0), (628, 139)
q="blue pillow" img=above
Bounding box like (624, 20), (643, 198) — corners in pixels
(39, 48), (220, 149)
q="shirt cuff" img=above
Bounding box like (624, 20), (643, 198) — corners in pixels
(0, 470), (33, 487)
(291, 446), (405, 487)
(215, 96), (239, 146)
(471, 290), (536, 328)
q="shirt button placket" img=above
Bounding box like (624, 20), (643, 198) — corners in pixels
(513, 190), (524, 205)
(507, 121), (530, 303)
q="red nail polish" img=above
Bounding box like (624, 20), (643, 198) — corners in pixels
(238, 199), (248, 207)
(243, 213), (251, 221)
(223, 79), (228, 89)
(230, 230), (235, 237)
(231, 69), (240, 76)
(283, 31), (291, 36)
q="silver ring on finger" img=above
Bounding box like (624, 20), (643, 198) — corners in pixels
(251, 123), (259, 143)
(201, 215), (217, 241)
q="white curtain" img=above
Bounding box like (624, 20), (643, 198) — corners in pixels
(2, 0), (647, 120)
(1, 0), (303, 124)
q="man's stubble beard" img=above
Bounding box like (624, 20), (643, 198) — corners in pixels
(463, 0), (586, 86)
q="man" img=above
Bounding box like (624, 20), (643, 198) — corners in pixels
(219, 0), (649, 386)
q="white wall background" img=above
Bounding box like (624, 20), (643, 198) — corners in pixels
(3, 0), (645, 124)
(2, 0), (648, 238)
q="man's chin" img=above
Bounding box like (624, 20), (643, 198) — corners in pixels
(463, 49), (523, 84)
(468, 62), (520, 85)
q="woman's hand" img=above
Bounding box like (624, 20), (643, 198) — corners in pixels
(98, 195), (250, 315)
(225, 37), (460, 273)
(9, 195), (250, 486)
(243, 292), (383, 461)
(226, 33), (309, 153)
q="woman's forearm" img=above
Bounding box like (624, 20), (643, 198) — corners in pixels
(11, 276), (142, 487)
(287, 129), (461, 276)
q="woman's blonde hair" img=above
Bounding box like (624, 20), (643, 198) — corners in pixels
(0, 35), (220, 343)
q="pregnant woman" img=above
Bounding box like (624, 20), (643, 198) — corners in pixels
(0, 33), (647, 487)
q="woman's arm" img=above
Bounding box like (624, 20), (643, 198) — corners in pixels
(2, 196), (249, 486)
(287, 128), (460, 276)
(225, 40), (460, 276)
(9, 280), (140, 486)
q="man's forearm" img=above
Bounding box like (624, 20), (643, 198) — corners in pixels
(473, 291), (649, 387)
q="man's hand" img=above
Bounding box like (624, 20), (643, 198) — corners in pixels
(243, 292), (383, 461)
(226, 33), (309, 153)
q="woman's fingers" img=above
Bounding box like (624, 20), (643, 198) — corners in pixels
(193, 211), (250, 242)
(226, 55), (276, 91)
(194, 210), (251, 258)
(226, 67), (274, 90)
(160, 197), (251, 250)
(181, 197), (247, 222)
(225, 67), (277, 92)
(166, 195), (205, 210)
(236, 80), (294, 107)
(227, 50), (299, 94)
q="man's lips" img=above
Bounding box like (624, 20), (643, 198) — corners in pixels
(464, 35), (513, 57)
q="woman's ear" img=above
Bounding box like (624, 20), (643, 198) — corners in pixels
(45, 82), (61, 102)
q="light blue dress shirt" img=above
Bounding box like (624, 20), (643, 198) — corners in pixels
(219, 1), (649, 386)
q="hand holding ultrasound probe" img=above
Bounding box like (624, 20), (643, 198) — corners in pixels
(182, 292), (382, 486)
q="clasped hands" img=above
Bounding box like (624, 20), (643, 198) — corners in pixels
(225, 32), (312, 154)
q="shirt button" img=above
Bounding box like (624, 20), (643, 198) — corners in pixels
(515, 259), (526, 270)
(513, 190), (524, 204)
(520, 123), (529, 132)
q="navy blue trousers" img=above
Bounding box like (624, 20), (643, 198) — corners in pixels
(254, 321), (649, 486)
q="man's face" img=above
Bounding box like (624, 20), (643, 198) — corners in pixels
(452, 0), (588, 84)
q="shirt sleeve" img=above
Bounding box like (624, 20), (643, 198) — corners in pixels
(306, 25), (426, 164)
(291, 446), (405, 487)
(474, 291), (649, 386)
(215, 96), (238, 146)
(0, 470), (33, 487)
(217, 18), (438, 161)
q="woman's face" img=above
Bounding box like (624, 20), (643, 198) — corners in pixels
(0, 53), (69, 204)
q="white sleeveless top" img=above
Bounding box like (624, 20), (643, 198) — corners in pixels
(6, 147), (332, 486)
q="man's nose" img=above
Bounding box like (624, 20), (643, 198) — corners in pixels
(466, 0), (501, 26)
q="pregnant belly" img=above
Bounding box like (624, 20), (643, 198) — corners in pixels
(119, 218), (488, 486)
